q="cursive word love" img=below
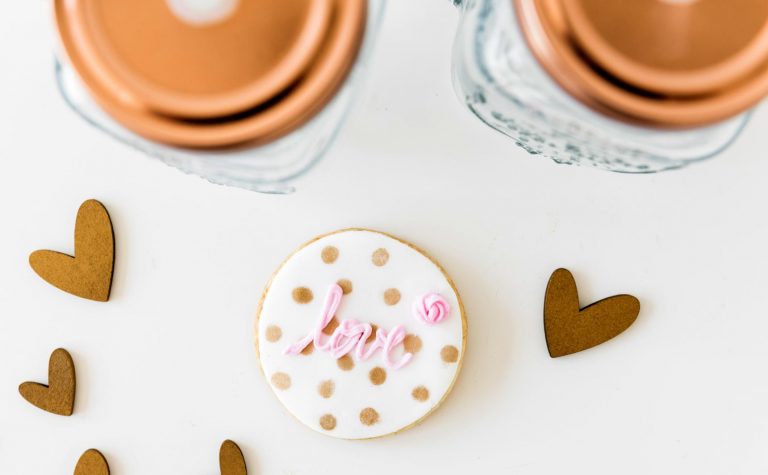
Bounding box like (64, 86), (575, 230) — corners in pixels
(283, 284), (413, 370)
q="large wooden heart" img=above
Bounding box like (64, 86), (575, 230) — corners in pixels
(544, 268), (640, 358)
(29, 199), (114, 302)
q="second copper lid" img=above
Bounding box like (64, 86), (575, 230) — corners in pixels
(55, 0), (367, 147)
(515, 0), (768, 127)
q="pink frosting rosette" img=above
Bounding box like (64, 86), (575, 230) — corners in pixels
(413, 292), (451, 325)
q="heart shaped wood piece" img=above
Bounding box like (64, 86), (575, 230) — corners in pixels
(19, 348), (76, 416)
(29, 199), (114, 302)
(220, 440), (247, 475)
(74, 449), (110, 475)
(544, 268), (640, 358)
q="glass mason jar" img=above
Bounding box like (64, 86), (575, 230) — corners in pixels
(451, 0), (768, 173)
(54, 0), (383, 193)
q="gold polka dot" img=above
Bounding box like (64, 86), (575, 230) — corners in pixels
(320, 414), (337, 431)
(412, 386), (429, 402)
(360, 407), (380, 426)
(337, 279), (353, 294)
(271, 372), (291, 390)
(337, 355), (354, 371)
(318, 380), (335, 399)
(403, 334), (422, 354)
(301, 342), (315, 355)
(292, 287), (313, 304)
(365, 324), (379, 344)
(372, 248), (389, 267)
(441, 345), (459, 363)
(383, 288), (401, 305)
(323, 317), (339, 335)
(321, 246), (339, 264)
(369, 367), (387, 385)
(265, 325), (282, 342)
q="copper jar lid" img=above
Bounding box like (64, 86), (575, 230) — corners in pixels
(55, 0), (367, 147)
(515, 0), (768, 127)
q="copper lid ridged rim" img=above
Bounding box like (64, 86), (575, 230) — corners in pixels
(55, 0), (367, 148)
(514, 0), (768, 128)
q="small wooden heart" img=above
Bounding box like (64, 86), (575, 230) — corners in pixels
(544, 268), (640, 358)
(74, 449), (110, 475)
(29, 199), (114, 302)
(220, 440), (247, 475)
(19, 348), (76, 416)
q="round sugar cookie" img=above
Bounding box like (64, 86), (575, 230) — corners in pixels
(256, 229), (467, 439)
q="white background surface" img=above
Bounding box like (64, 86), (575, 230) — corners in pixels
(2, 2), (768, 474)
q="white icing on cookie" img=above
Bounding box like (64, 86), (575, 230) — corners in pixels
(256, 229), (466, 439)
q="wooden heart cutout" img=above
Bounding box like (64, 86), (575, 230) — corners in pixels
(544, 268), (640, 358)
(29, 199), (114, 302)
(74, 449), (110, 475)
(220, 440), (247, 475)
(19, 348), (76, 416)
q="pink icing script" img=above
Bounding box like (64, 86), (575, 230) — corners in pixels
(413, 292), (451, 325)
(283, 284), (413, 370)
